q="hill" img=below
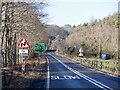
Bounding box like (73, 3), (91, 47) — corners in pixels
(53, 13), (119, 59)
(45, 24), (69, 40)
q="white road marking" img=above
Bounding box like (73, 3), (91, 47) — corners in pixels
(89, 68), (120, 79)
(51, 76), (61, 80)
(51, 75), (81, 80)
(49, 54), (113, 90)
(46, 57), (50, 90)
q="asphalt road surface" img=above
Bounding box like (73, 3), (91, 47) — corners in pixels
(45, 52), (120, 90)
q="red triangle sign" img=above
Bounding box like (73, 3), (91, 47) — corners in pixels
(17, 38), (30, 49)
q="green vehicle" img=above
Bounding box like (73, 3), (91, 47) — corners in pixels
(34, 43), (45, 53)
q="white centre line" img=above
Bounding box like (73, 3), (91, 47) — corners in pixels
(48, 53), (113, 90)
(46, 57), (50, 90)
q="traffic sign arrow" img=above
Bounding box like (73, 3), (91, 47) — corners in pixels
(17, 37), (30, 49)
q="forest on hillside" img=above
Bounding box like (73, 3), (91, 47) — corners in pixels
(50, 13), (120, 60)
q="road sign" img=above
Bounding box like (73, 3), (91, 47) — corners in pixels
(19, 49), (28, 56)
(34, 43), (45, 53)
(17, 38), (30, 49)
(79, 48), (84, 57)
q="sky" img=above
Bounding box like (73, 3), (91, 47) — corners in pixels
(45, 0), (119, 26)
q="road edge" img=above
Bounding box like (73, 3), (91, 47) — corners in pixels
(46, 57), (50, 90)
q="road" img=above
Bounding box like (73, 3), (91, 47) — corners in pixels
(45, 52), (120, 90)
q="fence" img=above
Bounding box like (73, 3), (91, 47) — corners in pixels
(75, 57), (119, 76)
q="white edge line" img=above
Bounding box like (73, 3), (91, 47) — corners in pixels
(90, 68), (120, 79)
(46, 57), (50, 90)
(49, 53), (113, 90)
(76, 61), (120, 79)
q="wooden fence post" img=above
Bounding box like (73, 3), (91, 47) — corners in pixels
(100, 61), (103, 69)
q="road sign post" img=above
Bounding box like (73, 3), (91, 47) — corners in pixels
(17, 37), (30, 73)
(34, 43), (45, 69)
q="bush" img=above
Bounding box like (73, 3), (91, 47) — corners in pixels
(66, 47), (75, 55)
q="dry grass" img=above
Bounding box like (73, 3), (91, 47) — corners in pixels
(2, 56), (47, 89)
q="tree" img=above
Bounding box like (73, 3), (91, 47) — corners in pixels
(0, 1), (48, 67)
(73, 25), (76, 28)
(1, 2), (15, 67)
(90, 16), (98, 26)
(83, 23), (88, 27)
(30, 0), (49, 24)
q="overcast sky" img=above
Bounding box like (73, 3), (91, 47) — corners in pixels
(46, 0), (119, 26)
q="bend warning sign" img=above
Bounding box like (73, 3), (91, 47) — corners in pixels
(17, 38), (30, 49)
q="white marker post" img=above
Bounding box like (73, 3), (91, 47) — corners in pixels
(79, 48), (84, 57)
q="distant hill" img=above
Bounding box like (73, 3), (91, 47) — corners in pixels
(45, 24), (72, 50)
(45, 24), (69, 40)
(61, 24), (72, 31)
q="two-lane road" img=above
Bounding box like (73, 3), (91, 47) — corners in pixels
(46, 53), (120, 90)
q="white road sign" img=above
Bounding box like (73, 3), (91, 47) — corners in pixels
(19, 49), (28, 56)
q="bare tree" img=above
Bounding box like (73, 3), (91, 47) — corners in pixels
(1, 0), (48, 67)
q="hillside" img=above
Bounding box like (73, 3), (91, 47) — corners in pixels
(45, 24), (69, 40)
(53, 13), (119, 59)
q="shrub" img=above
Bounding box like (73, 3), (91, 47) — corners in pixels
(66, 47), (75, 55)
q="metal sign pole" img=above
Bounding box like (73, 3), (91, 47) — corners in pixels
(17, 38), (30, 74)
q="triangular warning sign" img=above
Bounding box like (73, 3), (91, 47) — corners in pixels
(17, 38), (30, 49)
